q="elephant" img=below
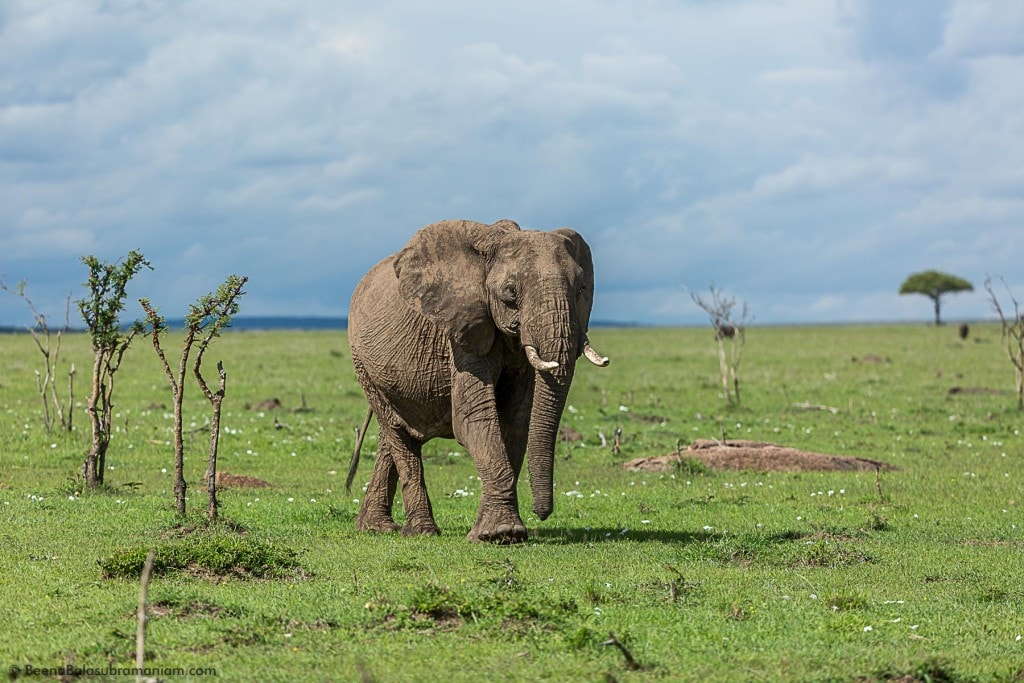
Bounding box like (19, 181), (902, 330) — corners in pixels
(344, 218), (609, 543)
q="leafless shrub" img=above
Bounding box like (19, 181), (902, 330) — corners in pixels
(985, 275), (1024, 411)
(691, 285), (751, 404)
(1, 279), (76, 434)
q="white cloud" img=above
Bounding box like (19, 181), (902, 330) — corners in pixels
(0, 0), (1021, 327)
(939, 0), (1024, 58)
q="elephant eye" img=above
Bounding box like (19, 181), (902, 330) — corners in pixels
(501, 280), (519, 307)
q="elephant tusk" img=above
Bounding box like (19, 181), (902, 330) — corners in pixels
(583, 340), (610, 367)
(524, 345), (560, 372)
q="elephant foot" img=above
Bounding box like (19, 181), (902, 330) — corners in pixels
(467, 511), (527, 544)
(402, 518), (441, 537)
(355, 510), (401, 534)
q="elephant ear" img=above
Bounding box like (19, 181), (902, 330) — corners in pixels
(553, 228), (596, 332)
(394, 219), (520, 356)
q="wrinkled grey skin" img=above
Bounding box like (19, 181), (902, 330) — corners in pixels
(346, 219), (608, 543)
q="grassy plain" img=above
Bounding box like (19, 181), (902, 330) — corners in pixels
(0, 324), (1022, 682)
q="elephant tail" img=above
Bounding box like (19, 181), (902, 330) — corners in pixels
(345, 406), (374, 493)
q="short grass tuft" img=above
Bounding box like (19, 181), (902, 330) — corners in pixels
(98, 533), (302, 579)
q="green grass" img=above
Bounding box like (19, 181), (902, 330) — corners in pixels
(1, 325), (1023, 681)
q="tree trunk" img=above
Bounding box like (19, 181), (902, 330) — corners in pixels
(205, 362), (227, 522)
(173, 383), (186, 517)
(717, 338), (731, 402)
(83, 353), (105, 487)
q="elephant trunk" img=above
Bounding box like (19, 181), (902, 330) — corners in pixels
(526, 365), (572, 520)
(522, 308), (577, 521)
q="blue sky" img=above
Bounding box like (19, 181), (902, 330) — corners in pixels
(1, 0), (1022, 327)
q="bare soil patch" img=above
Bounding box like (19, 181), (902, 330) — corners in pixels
(249, 397), (283, 411)
(623, 439), (893, 473)
(213, 472), (272, 488)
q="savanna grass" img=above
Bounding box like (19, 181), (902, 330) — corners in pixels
(1, 324), (1022, 682)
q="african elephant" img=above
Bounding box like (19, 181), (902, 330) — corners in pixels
(345, 219), (608, 543)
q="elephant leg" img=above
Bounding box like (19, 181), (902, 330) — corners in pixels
(453, 365), (527, 544)
(496, 372), (534, 513)
(386, 429), (440, 536)
(354, 443), (400, 534)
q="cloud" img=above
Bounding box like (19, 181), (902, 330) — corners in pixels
(1, 0), (1022, 328)
(939, 0), (1024, 58)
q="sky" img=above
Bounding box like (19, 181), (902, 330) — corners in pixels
(1, 0), (1022, 328)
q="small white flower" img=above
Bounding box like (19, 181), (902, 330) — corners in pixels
(863, 626), (873, 632)
(287, 497), (295, 502)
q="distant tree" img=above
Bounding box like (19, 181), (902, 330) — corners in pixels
(985, 276), (1024, 411)
(691, 285), (750, 404)
(78, 251), (151, 487)
(899, 270), (973, 326)
(1, 278), (75, 434)
(141, 274), (247, 519)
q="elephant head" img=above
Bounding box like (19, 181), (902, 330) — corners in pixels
(393, 219), (608, 521)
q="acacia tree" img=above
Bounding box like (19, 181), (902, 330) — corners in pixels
(1, 279), (75, 434)
(691, 285), (750, 404)
(985, 276), (1024, 411)
(141, 274), (247, 519)
(79, 251), (151, 487)
(899, 270), (974, 326)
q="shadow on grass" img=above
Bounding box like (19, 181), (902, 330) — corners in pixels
(530, 526), (723, 545)
(526, 525), (810, 547)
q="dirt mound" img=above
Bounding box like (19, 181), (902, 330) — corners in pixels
(250, 398), (283, 411)
(211, 472), (272, 488)
(623, 439), (892, 473)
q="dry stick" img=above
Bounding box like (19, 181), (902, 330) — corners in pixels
(875, 464), (885, 503)
(603, 632), (641, 670)
(66, 363), (75, 434)
(135, 550), (156, 682)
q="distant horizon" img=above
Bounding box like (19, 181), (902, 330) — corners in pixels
(0, 313), (1003, 335)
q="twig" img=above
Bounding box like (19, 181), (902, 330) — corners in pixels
(602, 632), (641, 670)
(135, 550), (156, 681)
(874, 464), (885, 503)
(791, 401), (840, 414)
